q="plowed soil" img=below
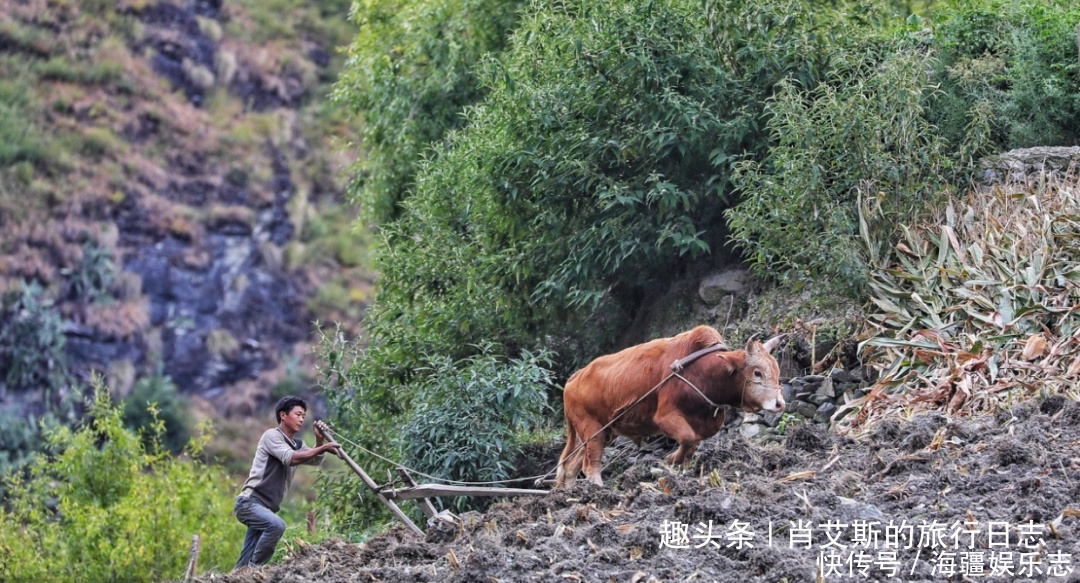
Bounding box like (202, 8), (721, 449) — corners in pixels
(199, 396), (1080, 582)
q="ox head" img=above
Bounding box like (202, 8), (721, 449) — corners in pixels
(736, 335), (785, 413)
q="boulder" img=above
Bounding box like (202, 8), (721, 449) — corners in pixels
(697, 269), (751, 306)
(814, 402), (838, 424)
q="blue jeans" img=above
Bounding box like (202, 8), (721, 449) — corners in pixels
(234, 495), (286, 569)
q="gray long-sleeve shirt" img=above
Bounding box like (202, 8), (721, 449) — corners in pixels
(239, 428), (325, 512)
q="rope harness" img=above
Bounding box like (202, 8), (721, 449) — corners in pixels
(323, 342), (736, 487)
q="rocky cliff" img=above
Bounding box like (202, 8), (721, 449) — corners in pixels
(0, 0), (365, 420)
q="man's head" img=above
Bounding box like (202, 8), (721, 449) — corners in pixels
(275, 396), (308, 426)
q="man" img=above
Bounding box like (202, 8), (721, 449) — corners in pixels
(233, 395), (341, 570)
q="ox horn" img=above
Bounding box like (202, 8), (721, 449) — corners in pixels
(762, 334), (787, 354)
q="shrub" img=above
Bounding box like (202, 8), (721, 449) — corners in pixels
(122, 372), (193, 454)
(318, 329), (554, 527)
(399, 349), (554, 510)
(928, 0), (1080, 151)
(0, 280), (69, 397)
(0, 384), (239, 582)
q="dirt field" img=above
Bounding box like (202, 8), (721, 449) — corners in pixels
(199, 396), (1080, 582)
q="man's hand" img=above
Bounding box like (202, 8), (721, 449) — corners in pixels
(320, 441), (343, 457)
(313, 421), (345, 459)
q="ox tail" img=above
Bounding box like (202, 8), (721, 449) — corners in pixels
(555, 414), (580, 488)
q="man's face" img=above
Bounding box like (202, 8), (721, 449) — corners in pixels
(280, 406), (306, 432)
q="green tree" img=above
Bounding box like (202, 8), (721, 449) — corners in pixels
(324, 0), (861, 530)
(334, 0), (526, 224)
(727, 45), (956, 292)
(0, 383), (239, 582)
(349, 0), (847, 386)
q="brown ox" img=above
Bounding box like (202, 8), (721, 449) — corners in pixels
(555, 326), (785, 487)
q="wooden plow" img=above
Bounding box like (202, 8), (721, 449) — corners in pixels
(316, 421), (549, 537)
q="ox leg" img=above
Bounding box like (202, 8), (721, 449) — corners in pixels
(653, 413), (704, 468)
(667, 442), (699, 466)
(581, 425), (608, 487)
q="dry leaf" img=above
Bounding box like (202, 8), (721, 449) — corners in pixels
(1021, 334), (1047, 361)
(776, 470), (816, 483)
(1066, 355), (1080, 377)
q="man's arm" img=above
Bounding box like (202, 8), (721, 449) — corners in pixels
(290, 442), (339, 466)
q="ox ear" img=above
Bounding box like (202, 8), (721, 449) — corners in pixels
(715, 353), (735, 374)
(762, 334), (786, 354)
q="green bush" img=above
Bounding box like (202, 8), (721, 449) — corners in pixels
(121, 372), (192, 454)
(0, 281), (70, 398)
(928, 0), (1080, 151)
(400, 349), (553, 510)
(0, 384), (240, 582)
(318, 330), (554, 527)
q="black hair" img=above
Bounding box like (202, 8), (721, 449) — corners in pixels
(275, 396), (308, 423)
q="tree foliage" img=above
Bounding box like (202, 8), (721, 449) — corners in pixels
(728, 44), (956, 292)
(0, 384), (239, 582)
(349, 0), (847, 386)
(927, 0), (1080, 152)
(334, 0), (526, 224)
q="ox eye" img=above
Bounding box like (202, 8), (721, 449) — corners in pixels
(754, 370), (764, 379)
